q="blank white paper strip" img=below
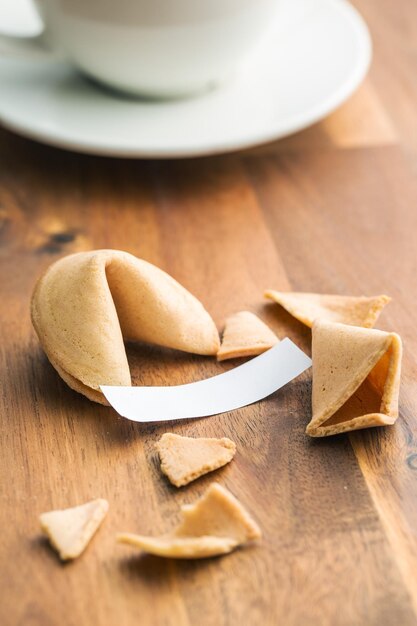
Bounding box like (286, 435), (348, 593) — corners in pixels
(101, 338), (311, 423)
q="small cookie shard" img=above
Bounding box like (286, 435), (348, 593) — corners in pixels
(31, 250), (219, 404)
(217, 311), (279, 361)
(117, 535), (238, 559)
(157, 433), (236, 487)
(117, 483), (261, 559)
(264, 291), (391, 329)
(306, 319), (402, 437)
(39, 498), (109, 560)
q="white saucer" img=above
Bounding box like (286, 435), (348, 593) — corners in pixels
(0, 0), (371, 158)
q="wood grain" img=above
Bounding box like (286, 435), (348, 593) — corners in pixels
(2, 0), (417, 624)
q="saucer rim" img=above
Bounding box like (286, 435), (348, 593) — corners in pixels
(0, 0), (372, 159)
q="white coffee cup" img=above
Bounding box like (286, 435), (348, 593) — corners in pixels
(1, 0), (280, 98)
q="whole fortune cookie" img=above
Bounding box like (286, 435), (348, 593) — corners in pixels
(31, 250), (220, 404)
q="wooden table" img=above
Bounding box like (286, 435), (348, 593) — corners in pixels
(2, 1), (417, 624)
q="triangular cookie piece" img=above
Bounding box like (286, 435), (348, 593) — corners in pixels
(217, 311), (279, 361)
(157, 433), (236, 487)
(306, 320), (402, 437)
(40, 498), (109, 560)
(117, 483), (261, 559)
(264, 291), (390, 328)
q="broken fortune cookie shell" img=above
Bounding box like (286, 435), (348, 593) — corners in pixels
(117, 483), (261, 559)
(31, 250), (220, 404)
(157, 433), (236, 487)
(264, 291), (391, 329)
(39, 498), (109, 560)
(306, 319), (402, 437)
(217, 311), (279, 361)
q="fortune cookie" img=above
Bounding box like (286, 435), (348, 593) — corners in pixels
(264, 291), (390, 328)
(157, 433), (236, 487)
(31, 250), (220, 404)
(117, 483), (261, 559)
(217, 311), (279, 361)
(306, 320), (402, 437)
(39, 498), (109, 560)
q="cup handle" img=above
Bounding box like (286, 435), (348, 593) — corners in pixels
(0, 30), (57, 59)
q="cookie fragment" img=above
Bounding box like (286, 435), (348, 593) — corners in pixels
(264, 291), (391, 328)
(117, 535), (238, 559)
(39, 498), (109, 560)
(217, 311), (279, 361)
(117, 483), (261, 559)
(306, 319), (402, 437)
(157, 433), (236, 487)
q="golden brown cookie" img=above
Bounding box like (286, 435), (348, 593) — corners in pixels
(217, 311), (279, 361)
(31, 250), (220, 404)
(306, 319), (402, 436)
(264, 291), (390, 328)
(157, 433), (236, 487)
(39, 498), (109, 560)
(117, 483), (261, 559)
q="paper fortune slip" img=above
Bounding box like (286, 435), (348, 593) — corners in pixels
(101, 338), (311, 423)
